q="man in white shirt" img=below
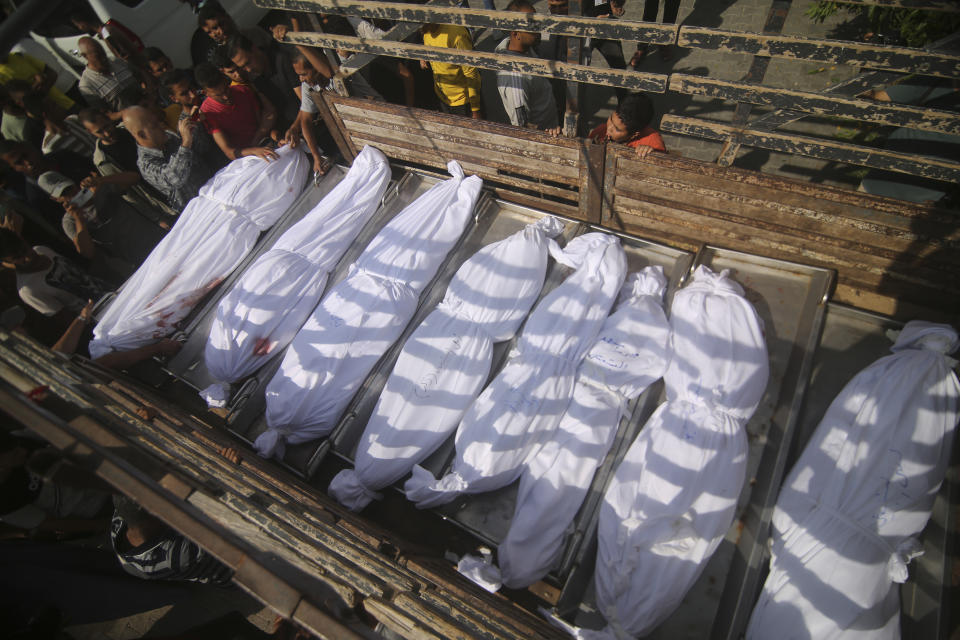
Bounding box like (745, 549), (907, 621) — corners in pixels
(282, 50), (334, 177)
(0, 228), (112, 317)
(495, 0), (561, 134)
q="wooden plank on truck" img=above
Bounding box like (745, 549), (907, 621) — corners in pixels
(281, 31), (668, 92)
(660, 114), (960, 183)
(323, 94), (591, 219)
(678, 26), (960, 79)
(255, 0), (678, 43)
(669, 74), (960, 136)
(600, 147), (960, 319)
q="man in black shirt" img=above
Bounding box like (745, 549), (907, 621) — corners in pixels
(78, 107), (139, 172)
(192, 0), (273, 67)
(227, 34), (301, 130)
(0, 139), (95, 185)
(0, 139), (97, 229)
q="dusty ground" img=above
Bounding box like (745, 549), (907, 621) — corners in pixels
(474, 0), (874, 190)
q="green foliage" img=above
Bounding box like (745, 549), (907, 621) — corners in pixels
(833, 120), (884, 145)
(805, 1), (843, 23)
(804, 1), (960, 47)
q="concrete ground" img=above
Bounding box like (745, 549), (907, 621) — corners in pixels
(476, 0), (872, 190)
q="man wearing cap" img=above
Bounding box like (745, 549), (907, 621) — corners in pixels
(0, 139), (96, 231)
(37, 171), (164, 271)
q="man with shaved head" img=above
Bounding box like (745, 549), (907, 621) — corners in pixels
(77, 37), (141, 114)
(122, 105), (219, 211)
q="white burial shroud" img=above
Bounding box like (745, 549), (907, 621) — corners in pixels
(491, 267), (671, 590)
(200, 146), (392, 408)
(328, 216), (566, 511)
(257, 161), (482, 459)
(588, 265), (769, 640)
(405, 232), (628, 509)
(89, 145), (310, 359)
(746, 321), (960, 640)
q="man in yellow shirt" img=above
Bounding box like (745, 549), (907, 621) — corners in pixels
(421, 24), (482, 119)
(0, 52), (74, 112)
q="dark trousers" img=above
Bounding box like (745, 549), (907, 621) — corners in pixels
(643, 0), (681, 23)
(439, 102), (473, 117)
(588, 38), (627, 99)
(590, 38), (627, 70)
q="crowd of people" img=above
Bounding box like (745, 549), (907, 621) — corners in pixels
(0, 1), (668, 635)
(0, 0), (668, 356)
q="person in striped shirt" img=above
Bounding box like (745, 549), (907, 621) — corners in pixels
(110, 495), (232, 585)
(495, 0), (561, 134)
(77, 38), (142, 116)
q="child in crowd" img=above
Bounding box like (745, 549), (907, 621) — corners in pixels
(161, 68), (203, 118)
(588, 92), (666, 158)
(194, 63), (277, 162)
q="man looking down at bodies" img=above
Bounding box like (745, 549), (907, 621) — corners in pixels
(496, 0), (561, 135)
(270, 21), (335, 177)
(122, 105), (219, 211)
(194, 63), (278, 163)
(227, 34), (306, 130)
(588, 92), (666, 158)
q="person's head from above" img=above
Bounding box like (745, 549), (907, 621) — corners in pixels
(78, 107), (120, 144)
(143, 47), (173, 78)
(0, 86), (17, 114)
(114, 495), (168, 546)
(69, 9), (102, 35)
(605, 92), (654, 143)
(161, 69), (201, 109)
(211, 52), (246, 85)
(607, 0), (625, 17)
(78, 37), (110, 72)
(37, 171), (89, 210)
(198, 1), (237, 45)
(547, 0), (568, 15)
(0, 140), (43, 178)
(121, 105), (169, 149)
(1, 80), (32, 111)
(505, 0), (540, 51)
(194, 63), (231, 103)
(291, 51), (321, 87)
(227, 35), (267, 78)
(0, 227), (34, 268)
